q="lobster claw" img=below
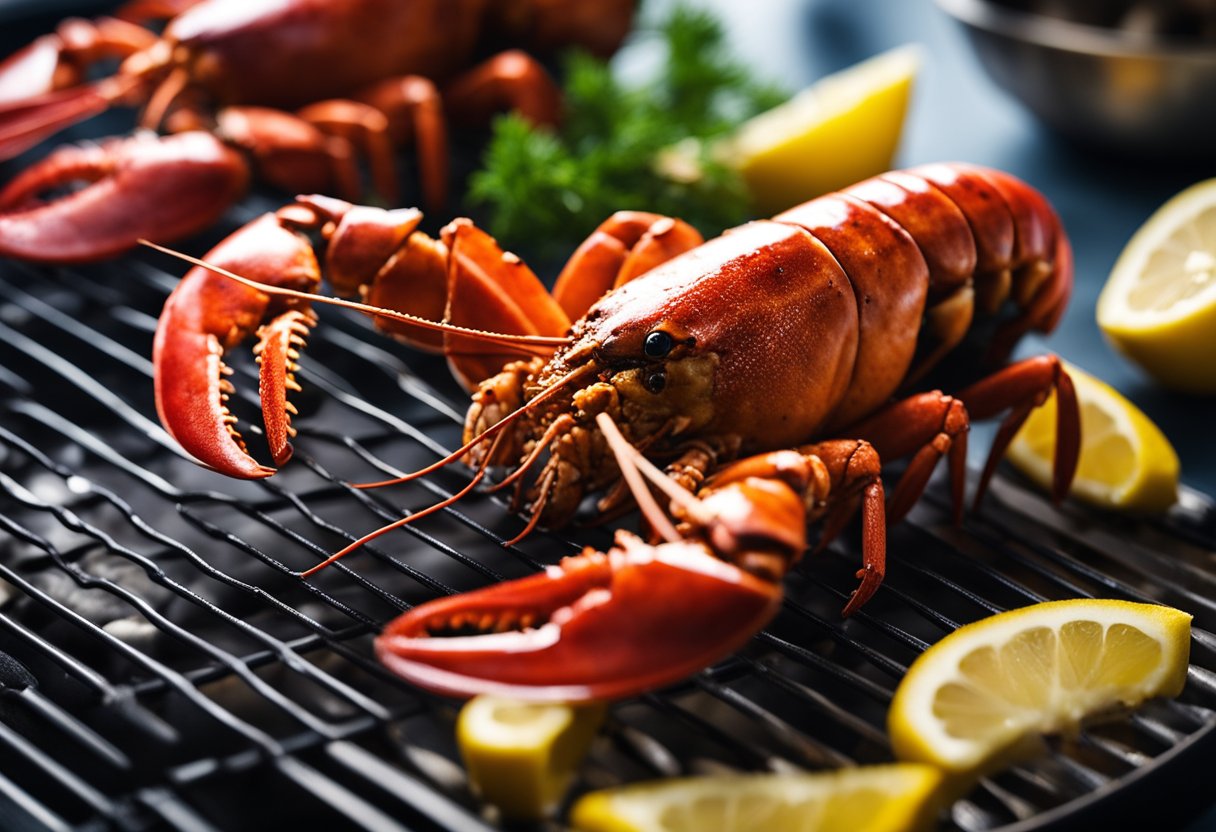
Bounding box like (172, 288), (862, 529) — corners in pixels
(375, 530), (784, 702)
(152, 195), (428, 478)
(153, 210), (322, 478)
(0, 131), (248, 263)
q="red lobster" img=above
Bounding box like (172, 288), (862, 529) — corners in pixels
(0, 0), (635, 263)
(151, 163), (1080, 702)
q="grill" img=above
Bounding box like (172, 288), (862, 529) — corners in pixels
(2, 2), (1216, 823)
(1, 186), (1215, 831)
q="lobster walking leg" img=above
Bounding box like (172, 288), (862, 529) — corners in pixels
(846, 392), (971, 526)
(958, 354), (1080, 506)
(443, 50), (562, 129)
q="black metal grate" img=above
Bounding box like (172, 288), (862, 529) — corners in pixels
(0, 190), (1214, 832)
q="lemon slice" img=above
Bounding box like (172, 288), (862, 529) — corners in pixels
(889, 599), (1192, 776)
(1005, 362), (1179, 512)
(570, 764), (944, 832)
(1097, 178), (1216, 393)
(457, 695), (605, 821)
(725, 44), (920, 215)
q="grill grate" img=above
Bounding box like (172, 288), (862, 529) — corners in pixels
(0, 190), (1214, 832)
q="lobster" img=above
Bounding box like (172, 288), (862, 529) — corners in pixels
(0, 0), (635, 263)
(150, 162), (1080, 702)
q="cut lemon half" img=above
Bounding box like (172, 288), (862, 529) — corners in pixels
(725, 44), (920, 215)
(457, 695), (606, 821)
(570, 764), (944, 832)
(1097, 178), (1216, 394)
(1006, 362), (1179, 512)
(889, 599), (1192, 776)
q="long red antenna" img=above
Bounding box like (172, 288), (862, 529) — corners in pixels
(138, 239), (573, 351)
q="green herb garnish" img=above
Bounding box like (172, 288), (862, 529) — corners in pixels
(468, 5), (786, 257)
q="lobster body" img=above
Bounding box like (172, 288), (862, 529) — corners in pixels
(470, 164), (1071, 531)
(149, 163), (1079, 702)
(0, 0), (635, 261)
(139, 0), (486, 108)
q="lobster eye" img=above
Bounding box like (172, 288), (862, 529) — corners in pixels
(644, 370), (667, 394)
(643, 330), (673, 358)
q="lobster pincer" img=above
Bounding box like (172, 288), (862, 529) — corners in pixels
(373, 415), (888, 703)
(152, 195), (430, 478)
(376, 530), (786, 702)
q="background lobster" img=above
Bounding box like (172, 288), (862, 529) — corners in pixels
(0, 0), (636, 263)
(150, 162), (1080, 703)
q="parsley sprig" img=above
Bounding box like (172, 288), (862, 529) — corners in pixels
(468, 6), (786, 257)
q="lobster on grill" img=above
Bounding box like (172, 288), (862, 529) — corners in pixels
(0, 0), (635, 263)
(150, 162), (1080, 702)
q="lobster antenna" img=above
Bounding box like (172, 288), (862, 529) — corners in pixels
(353, 360), (598, 489)
(138, 239), (573, 350)
(297, 465), (491, 578)
(593, 412), (683, 544)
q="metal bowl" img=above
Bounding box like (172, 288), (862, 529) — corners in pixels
(936, 0), (1216, 158)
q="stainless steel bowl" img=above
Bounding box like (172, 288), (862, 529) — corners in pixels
(936, 0), (1216, 158)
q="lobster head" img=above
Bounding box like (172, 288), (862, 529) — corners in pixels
(466, 219), (861, 527)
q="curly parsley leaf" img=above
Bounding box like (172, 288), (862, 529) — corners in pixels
(468, 5), (786, 257)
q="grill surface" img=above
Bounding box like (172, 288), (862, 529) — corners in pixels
(0, 190), (1214, 831)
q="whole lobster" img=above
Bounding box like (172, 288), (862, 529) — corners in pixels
(0, 0), (635, 263)
(151, 162), (1080, 702)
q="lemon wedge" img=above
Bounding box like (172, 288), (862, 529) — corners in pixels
(725, 44), (920, 215)
(889, 599), (1192, 776)
(570, 764), (944, 832)
(1097, 178), (1216, 394)
(457, 695), (606, 821)
(1005, 362), (1179, 512)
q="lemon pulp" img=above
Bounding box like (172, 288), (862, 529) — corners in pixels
(889, 599), (1192, 775)
(570, 764), (943, 832)
(1006, 362), (1178, 512)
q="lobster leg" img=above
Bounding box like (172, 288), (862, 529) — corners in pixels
(173, 106), (364, 202)
(443, 50), (562, 129)
(845, 392), (971, 526)
(355, 76), (448, 213)
(552, 211), (705, 321)
(700, 441), (888, 615)
(296, 99), (400, 206)
(957, 354), (1080, 506)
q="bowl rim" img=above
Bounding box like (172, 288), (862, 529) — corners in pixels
(935, 0), (1216, 60)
